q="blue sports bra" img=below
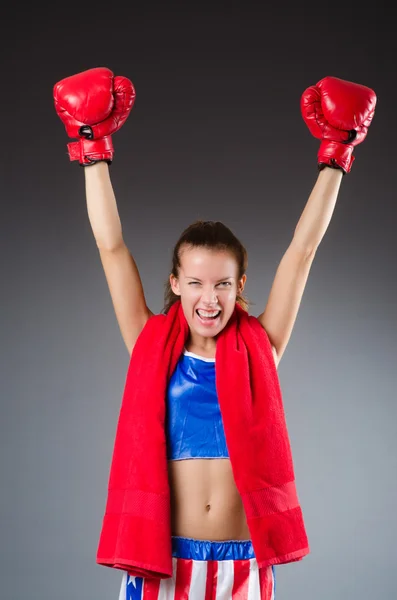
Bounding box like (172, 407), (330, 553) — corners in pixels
(165, 349), (229, 460)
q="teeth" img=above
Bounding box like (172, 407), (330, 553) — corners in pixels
(197, 310), (220, 318)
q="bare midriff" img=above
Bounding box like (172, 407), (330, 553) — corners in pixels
(167, 457), (251, 541)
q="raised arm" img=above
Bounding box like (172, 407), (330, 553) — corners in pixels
(85, 162), (153, 353)
(54, 67), (153, 354)
(258, 76), (377, 364)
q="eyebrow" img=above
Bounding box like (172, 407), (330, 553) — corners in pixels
(185, 276), (234, 282)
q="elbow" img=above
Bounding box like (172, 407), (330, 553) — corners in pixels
(96, 239), (126, 252)
(290, 236), (318, 258)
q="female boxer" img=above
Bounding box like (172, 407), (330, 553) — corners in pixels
(54, 68), (376, 600)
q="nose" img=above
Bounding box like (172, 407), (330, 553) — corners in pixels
(201, 286), (219, 306)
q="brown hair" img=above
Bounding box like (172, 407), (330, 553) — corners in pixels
(162, 220), (253, 314)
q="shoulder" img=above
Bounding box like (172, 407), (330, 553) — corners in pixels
(248, 313), (279, 369)
(270, 345), (279, 368)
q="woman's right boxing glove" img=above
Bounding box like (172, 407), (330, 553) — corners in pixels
(53, 67), (136, 166)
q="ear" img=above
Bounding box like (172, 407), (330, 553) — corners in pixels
(170, 273), (181, 296)
(238, 274), (247, 293)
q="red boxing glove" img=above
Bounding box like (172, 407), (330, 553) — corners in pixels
(301, 76), (376, 173)
(53, 67), (135, 166)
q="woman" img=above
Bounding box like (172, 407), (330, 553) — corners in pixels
(54, 68), (376, 600)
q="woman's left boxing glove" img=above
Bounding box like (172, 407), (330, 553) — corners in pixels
(300, 76), (377, 173)
(53, 67), (136, 166)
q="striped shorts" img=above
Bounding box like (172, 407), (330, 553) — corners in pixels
(118, 536), (276, 600)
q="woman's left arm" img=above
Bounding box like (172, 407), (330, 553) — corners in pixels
(258, 75), (376, 367)
(257, 167), (342, 366)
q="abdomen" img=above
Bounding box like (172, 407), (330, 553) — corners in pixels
(167, 458), (251, 540)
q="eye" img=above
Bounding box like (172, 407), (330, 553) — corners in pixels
(188, 281), (231, 286)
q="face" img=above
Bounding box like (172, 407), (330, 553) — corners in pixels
(170, 246), (246, 344)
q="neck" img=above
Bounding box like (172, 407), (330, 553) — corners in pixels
(185, 332), (217, 356)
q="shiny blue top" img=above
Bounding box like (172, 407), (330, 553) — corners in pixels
(165, 349), (229, 460)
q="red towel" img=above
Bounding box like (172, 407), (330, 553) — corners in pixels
(96, 300), (310, 578)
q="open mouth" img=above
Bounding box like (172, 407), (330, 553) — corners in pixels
(195, 309), (222, 322)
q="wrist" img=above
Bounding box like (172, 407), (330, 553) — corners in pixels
(317, 164), (344, 180)
(83, 160), (109, 181)
(67, 136), (114, 166)
(318, 140), (354, 174)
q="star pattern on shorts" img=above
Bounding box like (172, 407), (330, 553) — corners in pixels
(127, 574), (137, 588)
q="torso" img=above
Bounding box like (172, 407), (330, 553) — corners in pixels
(167, 342), (251, 541)
(168, 458), (251, 540)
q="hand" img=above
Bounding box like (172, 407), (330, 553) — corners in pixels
(53, 67), (136, 166)
(300, 76), (376, 173)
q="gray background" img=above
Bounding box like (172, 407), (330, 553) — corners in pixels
(1, 4), (396, 600)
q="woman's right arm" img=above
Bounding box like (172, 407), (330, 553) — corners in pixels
(85, 161), (153, 355)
